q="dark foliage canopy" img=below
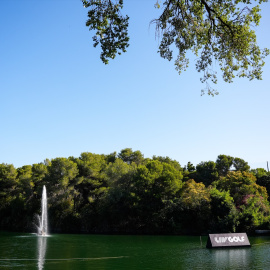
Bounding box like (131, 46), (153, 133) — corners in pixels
(1, 150), (270, 234)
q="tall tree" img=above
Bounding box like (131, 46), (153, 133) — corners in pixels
(256, 174), (270, 201)
(72, 153), (108, 219)
(44, 158), (79, 231)
(216, 154), (234, 176)
(0, 164), (18, 212)
(45, 158), (79, 189)
(82, 0), (269, 95)
(0, 164), (18, 228)
(118, 148), (144, 165)
(233, 157), (250, 172)
(0, 163), (17, 198)
(106, 160), (183, 232)
(153, 156), (183, 171)
(178, 179), (211, 233)
(209, 188), (238, 232)
(213, 171), (268, 203)
(195, 161), (218, 186)
(213, 171), (270, 231)
(17, 165), (33, 198)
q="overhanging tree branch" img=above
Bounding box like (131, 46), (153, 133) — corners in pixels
(83, 0), (269, 95)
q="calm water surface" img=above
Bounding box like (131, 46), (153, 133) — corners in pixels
(1, 231), (270, 269)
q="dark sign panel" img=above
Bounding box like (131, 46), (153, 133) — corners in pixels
(206, 233), (251, 248)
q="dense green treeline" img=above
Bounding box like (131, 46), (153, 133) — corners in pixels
(1, 149), (270, 234)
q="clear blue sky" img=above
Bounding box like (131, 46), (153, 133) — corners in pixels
(1, 0), (269, 170)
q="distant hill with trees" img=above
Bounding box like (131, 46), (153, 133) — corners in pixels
(1, 149), (270, 234)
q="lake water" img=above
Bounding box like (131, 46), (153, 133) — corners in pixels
(1, 231), (270, 269)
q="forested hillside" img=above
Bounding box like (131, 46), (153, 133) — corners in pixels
(1, 149), (270, 234)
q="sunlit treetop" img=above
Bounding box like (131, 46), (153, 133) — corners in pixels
(82, 0), (269, 95)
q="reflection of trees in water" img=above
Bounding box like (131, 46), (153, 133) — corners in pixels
(37, 236), (47, 270)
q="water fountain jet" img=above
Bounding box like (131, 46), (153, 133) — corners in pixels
(37, 185), (48, 236)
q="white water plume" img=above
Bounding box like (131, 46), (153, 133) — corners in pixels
(36, 186), (48, 236)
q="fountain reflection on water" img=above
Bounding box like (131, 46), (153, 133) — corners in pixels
(37, 236), (47, 270)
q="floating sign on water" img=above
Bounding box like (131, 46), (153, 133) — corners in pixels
(206, 233), (251, 248)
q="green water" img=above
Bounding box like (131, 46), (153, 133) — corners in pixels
(1, 232), (270, 270)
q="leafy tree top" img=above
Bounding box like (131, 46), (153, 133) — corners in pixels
(213, 171), (268, 205)
(82, 0), (269, 95)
